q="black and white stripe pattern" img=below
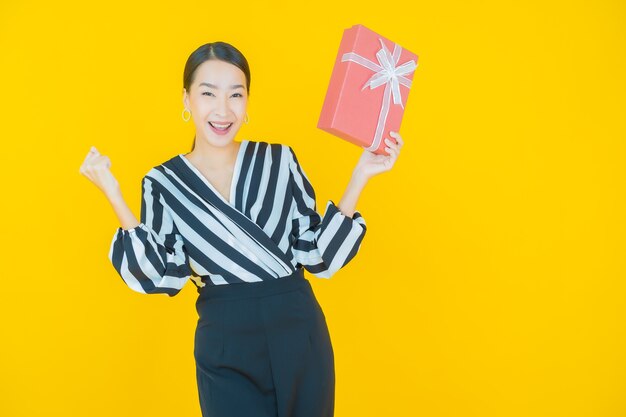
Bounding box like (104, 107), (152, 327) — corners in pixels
(108, 139), (367, 296)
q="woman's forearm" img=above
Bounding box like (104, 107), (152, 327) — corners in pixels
(336, 170), (369, 218)
(107, 190), (141, 230)
(336, 131), (403, 217)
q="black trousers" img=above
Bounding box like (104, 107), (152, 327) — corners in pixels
(194, 268), (335, 417)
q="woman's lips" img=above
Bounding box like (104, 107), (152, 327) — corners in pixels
(208, 121), (233, 135)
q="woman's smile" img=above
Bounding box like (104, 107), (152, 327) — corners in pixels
(208, 121), (234, 135)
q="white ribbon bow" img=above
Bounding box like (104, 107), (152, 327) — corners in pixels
(341, 38), (417, 152)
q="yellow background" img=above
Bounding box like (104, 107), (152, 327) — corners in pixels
(1, 0), (625, 416)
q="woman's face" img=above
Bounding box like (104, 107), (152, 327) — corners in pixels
(183, 59), (248, 148)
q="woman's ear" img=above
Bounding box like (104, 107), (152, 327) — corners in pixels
(182, 88), (190, 109)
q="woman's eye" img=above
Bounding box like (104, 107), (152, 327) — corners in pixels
(231, 93), (242, 98)
(202, 92), (214, 96)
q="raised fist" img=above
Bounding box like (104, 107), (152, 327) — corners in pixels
(79, 146), (120, 196)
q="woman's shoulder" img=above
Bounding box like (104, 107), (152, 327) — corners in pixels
(147, 154), (180, 174)
(136, 153), (183, 187)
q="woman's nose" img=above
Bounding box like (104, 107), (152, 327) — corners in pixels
(214, 97), (229, 116)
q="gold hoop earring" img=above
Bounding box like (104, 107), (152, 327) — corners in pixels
(182, 108), (191, 122)
(244, 113), (249, 124)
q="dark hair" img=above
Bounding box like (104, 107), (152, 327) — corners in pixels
(183, 41), (251, 151)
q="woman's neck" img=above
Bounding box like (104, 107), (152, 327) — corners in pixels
(186, 138), (241, 170)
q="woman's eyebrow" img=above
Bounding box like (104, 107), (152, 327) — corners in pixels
(199, 82), (244, 89)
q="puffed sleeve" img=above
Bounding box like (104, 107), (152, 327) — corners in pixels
(108, 176), (194, 297)
(288, 146), (367, 278)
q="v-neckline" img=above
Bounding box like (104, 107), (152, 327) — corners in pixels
(178, 140), (248, 207)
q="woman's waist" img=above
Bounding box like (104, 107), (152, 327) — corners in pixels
(196, 267), (307, 303)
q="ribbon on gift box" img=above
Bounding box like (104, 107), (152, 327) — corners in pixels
(341, 38), (417, 152)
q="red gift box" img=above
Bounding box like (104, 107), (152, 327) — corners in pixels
(317, 24), (418, 155)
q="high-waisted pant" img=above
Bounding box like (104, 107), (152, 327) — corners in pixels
(194, 268), (335, 417)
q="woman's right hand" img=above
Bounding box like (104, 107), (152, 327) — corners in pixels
(79, 146), (120, 198)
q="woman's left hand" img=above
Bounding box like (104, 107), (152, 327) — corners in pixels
(353, 131), (404, 181)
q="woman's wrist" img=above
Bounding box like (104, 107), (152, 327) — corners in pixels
(105, 188), (125, 206)
(350, 168), (370, 188)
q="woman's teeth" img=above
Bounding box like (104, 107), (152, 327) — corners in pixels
(208, 121), (234, 135)
(209, 122), (233, 130)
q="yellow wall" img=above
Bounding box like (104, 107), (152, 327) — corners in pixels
(1, 1), (625, 416)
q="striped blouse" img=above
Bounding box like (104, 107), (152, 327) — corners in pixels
(108, 139), (367, 296)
